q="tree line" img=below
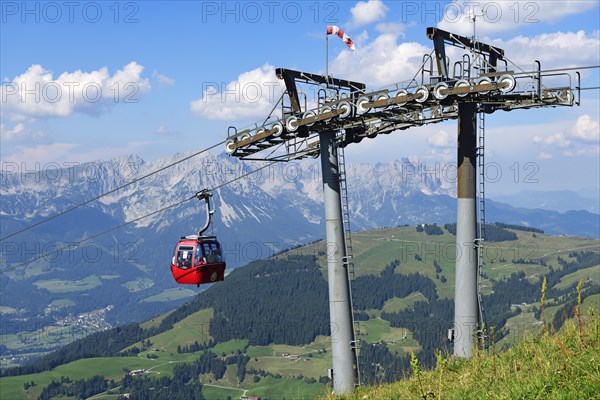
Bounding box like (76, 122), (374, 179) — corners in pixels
(177, 339), (215, 354)
(444, 223), (518, 242)
(37, 375), (115, 400)
(118, 372), (203, 400)
(200, 255), (331, 346)
(353, 260), (438, 310)
(416, 224), (444, 235)
(494, 222), (544, 234)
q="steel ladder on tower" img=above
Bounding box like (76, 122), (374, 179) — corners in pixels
(337, 142), (361, 385)
(475, 110), (487, 346)
(470, 26), (487, 346)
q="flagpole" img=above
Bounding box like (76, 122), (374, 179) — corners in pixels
(326, 33), (329, 80)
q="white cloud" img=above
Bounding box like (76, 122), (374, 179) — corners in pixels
(529, 0), (599, 23)
(571, 114), (599, 142)
(349, 0), (388, 28)
(532, 132), (571, 148)
(153, 70), (175, 86)
(190, 63), (284, 120)
(1, 122), (23, 140)
(4, 143), (79, 164)
(375, 22), (409, 37)
(563, 146), (600, 157)
(155, 125), (180, 136)
(490, 30), (600, 69)
(421, 147), (455, 163)
(1, 62), (151, 118)
(330, 32), (431, 86)
(3, 141), (154, 164)
(0, 122), (45, 141)
(333, 28), (596, 89)
(438, 0), (598, 37)
(531, 115), (600, 158)
(333, 26), (599, 88)
(427, 130), (455, 148)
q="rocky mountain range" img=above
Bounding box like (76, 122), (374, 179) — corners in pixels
(0, 152), (598, 352)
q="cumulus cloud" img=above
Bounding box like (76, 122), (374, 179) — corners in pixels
(0, 122), (45, 141)
(1, 122), (24, 141)
(349, 0), (388, 28)
(427, 130), (455, 148)
(190, 63), (284, 120)
(3, 141), (155, 164)
(155, 125), (180, 136)
(329, 32), (431, 86)
(329, 26), (598, 88)
(4, 143), (79, 164)
(375, 22), (409, 37)
(438, 0), (598, 36)
(532, 132), (571, 148)
(571, 114), (600, 142)
(532, 115), (599, 158)
(425, 30), (599, 75)
(490, 30), (600, 69)
(563, 146), (600, 157)
(1, 62), (151, 119)
(153, 70), (175, 86)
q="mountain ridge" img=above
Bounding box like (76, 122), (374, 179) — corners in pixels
(2, 152), (597, 237)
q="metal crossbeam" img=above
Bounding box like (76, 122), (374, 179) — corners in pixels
(224, 67), (576, 160)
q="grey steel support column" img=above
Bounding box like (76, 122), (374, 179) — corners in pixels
(319, 132), (357, 394)
(454, 102), (479, 358)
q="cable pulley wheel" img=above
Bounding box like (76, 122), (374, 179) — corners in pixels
(433, 82), (449, 100)
(270, 121), (284, 137)
(414, 86), (429, 103)
(454, 79), (470, 97)
(320, 106), (333, 122)
(376, 93), (390, 109)
(286, 116), (299, 132)
(224, 139), (236, 154)
(302, 110), (317, 126)
(356, 96), (371, 114)
(477, 77), (492, 94)
(337, 101), (352, 118)
(395, 89), (409, 106)
(498, 74), (516, 93)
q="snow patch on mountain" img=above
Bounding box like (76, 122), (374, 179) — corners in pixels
(219, 196), (240, 227)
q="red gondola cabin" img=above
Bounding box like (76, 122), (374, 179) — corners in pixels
(170, 235), (226, 286)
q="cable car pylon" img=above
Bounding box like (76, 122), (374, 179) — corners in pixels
(319, 131), (358, 393)
(224, 25), (596, 394)
(338, 143), (361, 386)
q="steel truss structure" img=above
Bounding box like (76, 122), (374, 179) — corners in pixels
(225, 27), (578, 161)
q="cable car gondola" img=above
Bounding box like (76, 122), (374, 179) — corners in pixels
(170, 189), (226, 287)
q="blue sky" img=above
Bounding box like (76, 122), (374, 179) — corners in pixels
(1, 0), (599, 196)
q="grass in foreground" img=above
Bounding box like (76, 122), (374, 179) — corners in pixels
(327, 312), (600, 400)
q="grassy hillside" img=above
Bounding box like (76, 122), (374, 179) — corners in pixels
(286, 225), (599, 299)
(326, 313), (600, 400)
(1, 225), (598, 399)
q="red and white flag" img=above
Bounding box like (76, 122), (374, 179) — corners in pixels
(327, 25), (356, 51)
